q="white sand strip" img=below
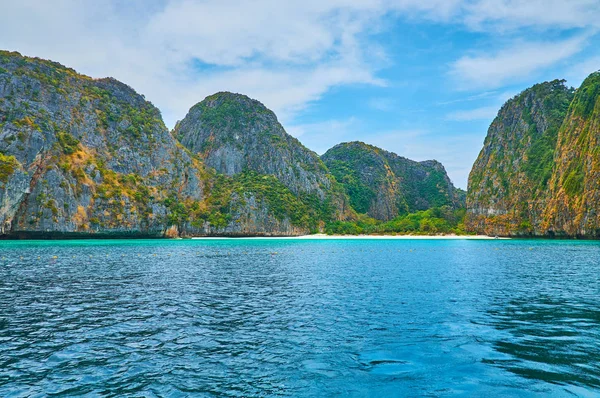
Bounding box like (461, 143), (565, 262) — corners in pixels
(191, 234), (507, 240)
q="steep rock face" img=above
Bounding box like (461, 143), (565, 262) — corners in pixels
(174, 92), (352, 227)
(178, 172), (319, 236)
(0, 51), (317, 237)
(466, 80), (575, 236)
(0, 51), (207, 237)
(543, 72), (600, 237)
(322, 141), (464, 221)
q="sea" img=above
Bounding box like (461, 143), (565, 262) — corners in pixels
(1, 238), (599, 397)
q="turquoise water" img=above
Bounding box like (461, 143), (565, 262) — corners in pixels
(1, 239), (599, 396)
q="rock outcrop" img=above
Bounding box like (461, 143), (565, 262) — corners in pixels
(0, 50), (206, 237)
(466, 75), (600, 238)
(174, 92), (353, 230)
(466, 80), (575, 236)
(0, 50), (472, 238)
(0, 52), (352, 237)
(322, 141), (465, 221)
(543, 72), (600, 237)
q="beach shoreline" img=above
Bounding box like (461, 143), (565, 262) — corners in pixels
(191, 234), (506, 240)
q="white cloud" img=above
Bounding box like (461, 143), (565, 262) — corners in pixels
(160, 62), (385, 126)
(0, 0), (598, 127)
(147, 1), (337, 66)
(367, 97), (396, 111)
(1, 0), (600, 188)
(565, 56), (600, 87)
(449, 35), (589, 89)
(462, 0), (600, 31)
(0, 0), (394, 127)
(446, 106), (498, 121)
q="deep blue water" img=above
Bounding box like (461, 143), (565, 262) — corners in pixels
(1, 238), (599, 397)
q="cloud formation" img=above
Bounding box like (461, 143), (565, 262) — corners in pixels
(462, 0), (600, 30)
(449, 35), (589, 89)
(2, 0), (598, 126)
(446, 106), (499, 121)
(0, 0), (599, 188)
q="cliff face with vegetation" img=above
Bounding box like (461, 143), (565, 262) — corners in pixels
(467, 75), (600, 238)
(0, 50), (481, 238)
(173, 92), (353, 230)
(0, 50), (207, 237)
(466, 80), (574, 236)
(0, 51), (352, 237)
(174, 93), (330, 197)
(322, 141), (465, 221)
(543, 72), (600, 237)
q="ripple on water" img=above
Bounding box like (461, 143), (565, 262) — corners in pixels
(0, 239), (599, 396)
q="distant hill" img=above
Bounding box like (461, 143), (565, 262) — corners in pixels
(322, 141), (465, 221)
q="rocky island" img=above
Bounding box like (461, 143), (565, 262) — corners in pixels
(1, 50), (599, 238)
(0, 51), (462, 238)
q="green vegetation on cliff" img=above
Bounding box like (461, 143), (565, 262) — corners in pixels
(204, 170), (336, 231)
(467, 72), (600, 238)
(0, 152), (19, 183)
(174, 91), (353, 229)
(0, 50), (207, 236)
(466, 79), (575, 236)
(324, 156), (376, 215)
(0, 50), (471, 237)
(543, 71), (600, 236)
(323, 141), (465, 221)
(571, 71), (600, 118)
(521, 80), (574, 188)
(325, 206), (467, 235)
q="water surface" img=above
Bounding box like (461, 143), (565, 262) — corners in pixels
(1, 239), (599, 396)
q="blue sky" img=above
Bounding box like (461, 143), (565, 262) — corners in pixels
(1, 0), (599, 188)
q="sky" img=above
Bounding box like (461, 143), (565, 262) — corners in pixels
(1, 1), (599, 189)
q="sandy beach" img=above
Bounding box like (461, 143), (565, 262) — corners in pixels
(191, 234), (507, 240)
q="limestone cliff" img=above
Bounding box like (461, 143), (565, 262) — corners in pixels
(466, 80), (575, 236)
(0, 52), (336, 237)
(543, 72), (600, 237)
(0, 50), (209, 237)
(466, 74), (600, 238)
(0, 50), (473, 238)
(174, 92), (353, 230)
(322, 141), (464, 221)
